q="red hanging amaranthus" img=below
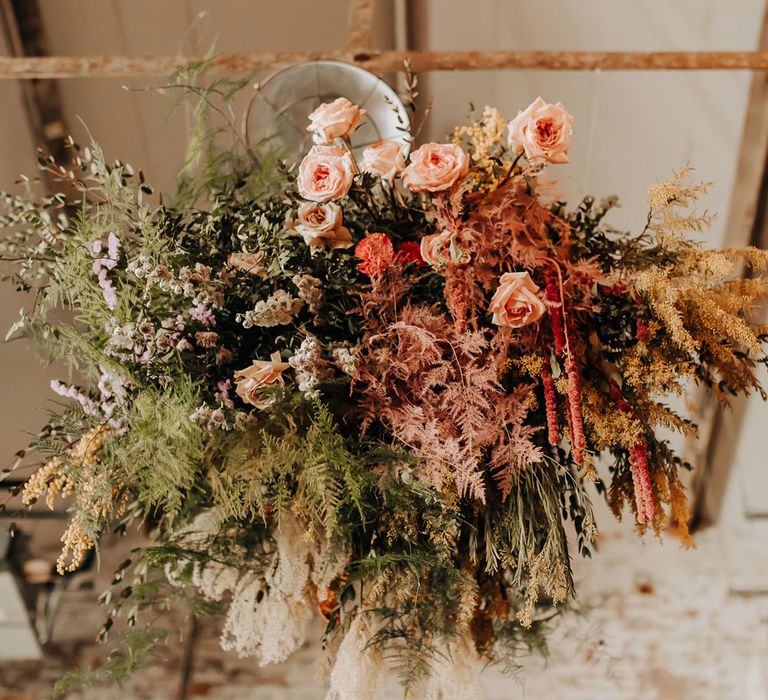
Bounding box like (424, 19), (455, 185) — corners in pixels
(545, 261), (586, 465)
(540, 359), (560, 446)
(609, 381), (656, 524)
(564, 351), (586, 464)
(545, 268), (566, 355)
(629, 443), (655, 524)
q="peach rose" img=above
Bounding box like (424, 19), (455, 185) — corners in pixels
(488, 271), (546, 328)
(234, 351), (291, 409)
(227, 251), (267, 276)
(292, 202), (353, 252)
(307, 97), (366, 143)
(402, 143), (469, 192)
(297, 145), (355, 202)
(360, 140), (406, 181)
(420, 231), (451, 267)
(508, 97), (573, 165)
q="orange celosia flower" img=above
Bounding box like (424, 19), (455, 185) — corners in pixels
(355, 233), (395, 277)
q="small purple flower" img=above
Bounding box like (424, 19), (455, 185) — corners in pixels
(107, 232), (120, 261)
(215, 379), (235, 409)
(50, 379), (100, 416)
(189, 303), (217, 327)
(90, 234), (120, 309)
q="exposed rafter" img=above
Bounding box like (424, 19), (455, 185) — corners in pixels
(0, 0), (69, 168)
(346, 0), (375, 52)
(2, 50), (768, 80)
(690, 7), (768, 527)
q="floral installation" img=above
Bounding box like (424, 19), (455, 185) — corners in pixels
(2, 67), (768, 699)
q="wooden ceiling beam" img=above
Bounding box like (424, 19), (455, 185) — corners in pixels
(3, 50), (768, 80)
(346, 0), (375, 52)
(0, 0), (69, 168)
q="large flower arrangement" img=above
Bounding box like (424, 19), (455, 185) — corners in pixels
(2, 69), (768, 697)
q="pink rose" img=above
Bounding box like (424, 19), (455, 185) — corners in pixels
(402, 143), (469, 192)
(360, 140), (406, 181)
(297, 145), (355, 202)
(307, 97), (366, 143)
(508, 97), (573, 165)
(488, 271), (546, 328)
(420, 231), (451, 267)
(234, 352), (291, 409)
(292, 202), (353, 252)
(227, 251), (267, 276)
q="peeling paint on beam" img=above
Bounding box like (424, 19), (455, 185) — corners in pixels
(3, 50), (768, 80)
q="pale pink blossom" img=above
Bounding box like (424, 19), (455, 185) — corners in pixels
(297, 145), (355, 202)
(508, 97), (573, 164)
(292, 202), (353, 252)
(307, 97), (366, 143)
(227, 251), (267, 276)
(402, 143), (469, 192)
(488, 271), (546, 328)
(360, 140), (406, 181)
(419, 231), (452, 267)
(234, 352), (291, 409)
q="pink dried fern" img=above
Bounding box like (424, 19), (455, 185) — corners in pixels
(354, 291), (542, 501)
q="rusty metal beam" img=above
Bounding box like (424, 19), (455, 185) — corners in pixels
(3, 50), (768, 80)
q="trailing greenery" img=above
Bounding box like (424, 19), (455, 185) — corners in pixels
(53, 628), (168, 698)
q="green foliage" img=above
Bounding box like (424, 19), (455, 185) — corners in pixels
(208, 398), (376, 529)
(53, 627), (167, 698)
(111, 379), (204, 521)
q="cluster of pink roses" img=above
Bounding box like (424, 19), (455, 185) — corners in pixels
(237, 95), (574, 409)
(293, 94), (572, 313)
(294, 95), (574, 330)
(294, 97), (475, 252)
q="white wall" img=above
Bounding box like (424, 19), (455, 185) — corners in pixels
(414, 0), (765, 245)
(0, 32), (60, 459)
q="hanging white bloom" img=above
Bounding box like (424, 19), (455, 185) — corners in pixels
(165, 510), (232, 591)
(220, 514), (314, 664)
(311, 536), (350, 593)
(221, 581), (312, 664)
(166, 511), (321, 666)
(423, 635), (486, 700)
(269, 513), (313, 598)
(192, 560), (240, 601)
(219, 576), (265, 654)
(326, 614), (384, 700)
